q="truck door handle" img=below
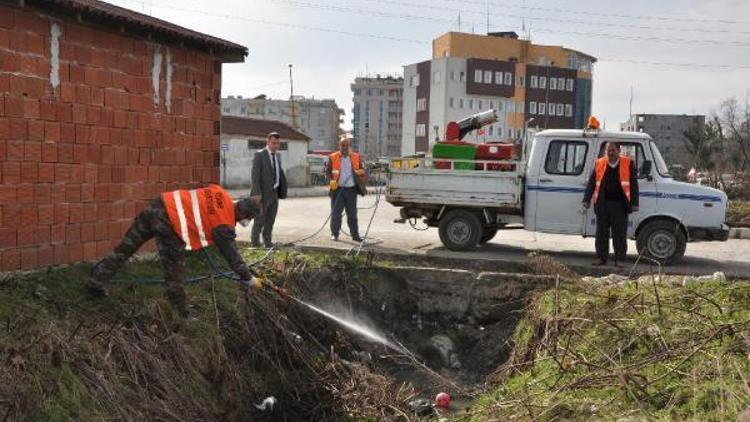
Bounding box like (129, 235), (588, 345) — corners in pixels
(540, 178), (553, 183)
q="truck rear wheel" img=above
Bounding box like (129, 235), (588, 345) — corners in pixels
(438, 210), (482, 251)
(479, 227), (498, 244)
(636, 220), (687, 265)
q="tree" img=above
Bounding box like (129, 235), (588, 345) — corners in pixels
(682, 116), (726, 188)
(720, 96), (750, 171)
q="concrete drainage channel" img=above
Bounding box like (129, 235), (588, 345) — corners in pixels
(290, 263), (555, 406)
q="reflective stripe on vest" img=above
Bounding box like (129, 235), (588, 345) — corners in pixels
(329, 151), (361, 183)
(162, 185), (235, 251)
(592, 156), (632, 204)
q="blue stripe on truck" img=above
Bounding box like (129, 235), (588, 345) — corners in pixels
(526, 186), (722, 203)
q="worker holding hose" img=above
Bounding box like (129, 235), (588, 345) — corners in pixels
(326, 135), (367, 242)
(87, 184), (263, 316)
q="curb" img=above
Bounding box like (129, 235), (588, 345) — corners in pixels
(729, 228), (750, 239)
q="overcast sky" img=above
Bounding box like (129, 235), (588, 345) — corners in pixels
(107, 0), (750, 130)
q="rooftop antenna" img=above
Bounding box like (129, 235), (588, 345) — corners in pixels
(458, 11), (461, 31)
(486, 2), (490, 33)
(629, 86), (634, 118)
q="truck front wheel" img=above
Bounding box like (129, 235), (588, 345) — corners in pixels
(438, 210), (482, 251)
(636, 220), (687, 265)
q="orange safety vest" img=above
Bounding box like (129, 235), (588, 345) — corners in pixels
(592, 156), (632, 204)
(161, 184), (235, 251)
(329, 151), (365, 188)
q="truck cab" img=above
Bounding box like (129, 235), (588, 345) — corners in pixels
(525, 129), (729, 263)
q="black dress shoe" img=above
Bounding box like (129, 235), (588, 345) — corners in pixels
(331, 235), (339, 241)
(351, 236), (363, 242)
(591, 260), (607, 266)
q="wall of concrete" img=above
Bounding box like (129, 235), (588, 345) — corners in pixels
(0, 4), (223, 270)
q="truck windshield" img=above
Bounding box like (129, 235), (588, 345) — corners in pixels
(649, 141), (672, 178)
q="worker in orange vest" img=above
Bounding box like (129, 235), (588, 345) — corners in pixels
(87, 184), (263, 315)
(326, 136), (367, 242)
(583, 142), (639, 267)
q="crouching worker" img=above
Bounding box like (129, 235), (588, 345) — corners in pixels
(87, 184), (263, 315)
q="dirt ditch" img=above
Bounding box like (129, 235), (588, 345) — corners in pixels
(284, 262), (556, 402)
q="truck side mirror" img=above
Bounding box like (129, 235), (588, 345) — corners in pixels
(641, 160), (653, 180)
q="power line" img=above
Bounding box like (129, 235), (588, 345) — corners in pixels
(350, 0), (750, 36)
(271, 0), (750, 47)
(110, 0), (750, 70)
(434, 0), (750, 25)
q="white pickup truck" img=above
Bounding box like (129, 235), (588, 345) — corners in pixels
(386, 129), (730, 264)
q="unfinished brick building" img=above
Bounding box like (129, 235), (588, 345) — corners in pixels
(0, 0), (247, 270)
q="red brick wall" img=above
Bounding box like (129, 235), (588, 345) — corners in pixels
(0, 4), (223, 271)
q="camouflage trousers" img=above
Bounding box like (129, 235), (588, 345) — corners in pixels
(89, 198), (188, 311)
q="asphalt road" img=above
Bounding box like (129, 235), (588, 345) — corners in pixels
(235, 194), (750, 278)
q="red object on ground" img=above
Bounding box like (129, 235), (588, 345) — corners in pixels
(475, 143), (518, 160)
(435, 392), (451, 409)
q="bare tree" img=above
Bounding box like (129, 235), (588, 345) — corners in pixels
(682, 116), (726, 188)
(720, 96), (750, 171)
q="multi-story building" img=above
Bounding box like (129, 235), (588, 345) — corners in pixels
(402, 31), (595, 155)
(221, 95), (344, 152)
(621, 114), (705, 168)
(351, 75), (404, 158)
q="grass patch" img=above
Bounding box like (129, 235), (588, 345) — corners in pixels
(727, 200), (750, 227)
(468, 277), (750, 421)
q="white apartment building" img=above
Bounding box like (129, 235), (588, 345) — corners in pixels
(402, 56), (527, 156)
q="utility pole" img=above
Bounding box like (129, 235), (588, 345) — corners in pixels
(288, 64), (298, 129)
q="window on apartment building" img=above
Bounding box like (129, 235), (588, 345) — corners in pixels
(478, 100), (483, 110)
(504, 72), (512, 85)
(515, 102), (523, 113)
(449, 97), (455, 108)
(468, 99), (474, 109)
(548, 103), (556, 116)
(459, 98), (464, 108)
(433, 71), (441, 83)
(417, 98), (427, 112)
(488, 126), (493, 136)
(416, 124), (426, 137)
(460, 71), (465, 81)
(222, 107), (230, 113)
(558, 77), (565, 90)
(240, 106), (247, 114)
(519, 75), (525, 87)
(566, 78), (574, 91)
(508, 128), (513, 138)
(530, 75), (538, 88)
(410, 74), (420, 87)
(539, 76), (547, 89)
(529, 101), (537, 114)
(450, 70), (455, 81)
(497, 101), (503, 111)
(483, 70), (492, 84)
(565, 104), (573, 117)
(495, 71), (503, 85)
(557, 104), (564, 116)
(538, 103), (546, 115)
(549, 78), (557, 90)
(354, 89), (361, 95)
(474, 69), (483, 83)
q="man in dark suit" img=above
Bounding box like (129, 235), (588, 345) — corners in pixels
(250, 132), (287, 248)
(582, 142), (639, 267)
